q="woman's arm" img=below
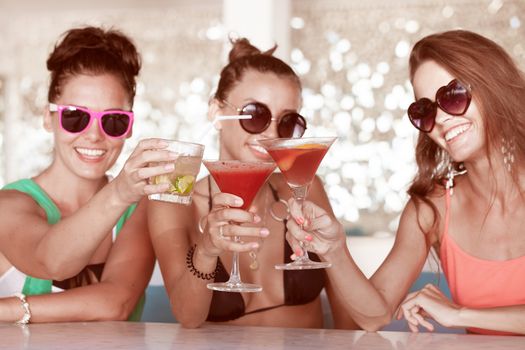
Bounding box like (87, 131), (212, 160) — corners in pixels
(0, 138), (173, 280)
(148, 198), (212, 328)
(302, 177), (361, 329)
(287, 196), (431, 331)
(149, 186), (264, 328)
(0, 198), (155, 322)
(398, 284), (525, 334)
(457, 306), (525, 334)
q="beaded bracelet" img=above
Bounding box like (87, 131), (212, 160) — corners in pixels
(186, 244), (219, 281)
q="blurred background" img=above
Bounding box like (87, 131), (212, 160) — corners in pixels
(1, 0), (524, 237)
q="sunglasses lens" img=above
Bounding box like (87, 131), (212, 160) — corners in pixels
(61, 108), (91, 133)
(239, 103), (272, 134)
(408, 98), (436, 132)
(437, 80), (471, 115)
(278, 113), (307, 138)
(101, 113), (131, 137)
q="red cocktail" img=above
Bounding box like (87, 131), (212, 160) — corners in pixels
(205, 161), (276, 210)
(203, 160), (276, 293)
(265, 144), (330, 190)
(258, 137), (336, 270)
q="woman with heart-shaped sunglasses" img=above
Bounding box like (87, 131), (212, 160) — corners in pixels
(0, 26), (177, 323)
(285, 30), (525, 335)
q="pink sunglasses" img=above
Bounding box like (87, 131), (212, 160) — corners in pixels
(49, 103), (134, 138)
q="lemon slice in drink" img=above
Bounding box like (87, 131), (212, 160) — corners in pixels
(173, 175), (195, 195)
(153, 174), (170, 185)
(278, 156), (296, 172)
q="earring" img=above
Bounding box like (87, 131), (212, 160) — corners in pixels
(446, 163), (467, 196)
(501, 138), (515, 172)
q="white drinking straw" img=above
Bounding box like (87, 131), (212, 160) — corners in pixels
(197, 114), (252, 141)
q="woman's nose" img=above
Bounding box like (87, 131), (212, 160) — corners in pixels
(84, 117), (104, 141)
(261, 118), (279, 138)
(434, 108), (453, 126)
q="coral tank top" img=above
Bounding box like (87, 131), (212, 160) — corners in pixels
(440, 189), (525, 335)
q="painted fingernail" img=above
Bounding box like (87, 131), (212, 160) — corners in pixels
(305, 234), (313, 242)
(253, 215), (261, 223)
(295, 217), (304, 225)
(295, 248), (303, 257)
(260, 228), (270, 237)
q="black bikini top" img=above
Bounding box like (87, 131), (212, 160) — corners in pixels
(206, 178), (326, 322)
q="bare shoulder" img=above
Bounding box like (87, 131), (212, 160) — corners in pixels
(0, 189), (47, 247)
(267, 173), (291, 199)
(268, 172), (287, 188)
(0, 189), (45, 220)
(193, 175), (210, 201)
(311, 175), (327, 192)
(308, 175), (330, 206)
(398, 187), (446, 246)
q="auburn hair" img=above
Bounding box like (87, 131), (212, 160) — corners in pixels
(47, 26), (141, 105)
(407, 30), (525, 236)
(213, 37), (301, 102)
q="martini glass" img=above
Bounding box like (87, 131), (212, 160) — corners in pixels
(258, 137), (336, 270)
(203, 160), (276, 292)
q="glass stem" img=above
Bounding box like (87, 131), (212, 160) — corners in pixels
(298, 241), (310, 262)
(227, 236), (242, 285)
(291, 185), (311, 262)
(290, 184), (309, 202)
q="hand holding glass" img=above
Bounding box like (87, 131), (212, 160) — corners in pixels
(258, 137), (336, 270)
(203, 160), (276, 293)
(148, 140), (204, 205)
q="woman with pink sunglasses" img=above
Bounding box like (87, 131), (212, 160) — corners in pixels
(286, 30), (525, 335)
(0, 26), (175, 323)
(148, 38), (354, 329)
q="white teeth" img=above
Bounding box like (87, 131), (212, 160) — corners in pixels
(250, 144), (268, 154)
(75, 147), (106, 157)
(445, 125), (470, 141)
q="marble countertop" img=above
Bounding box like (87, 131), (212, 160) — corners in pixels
(0, 321), (522, 350)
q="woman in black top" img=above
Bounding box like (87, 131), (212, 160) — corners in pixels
(149, 38), (356, 329)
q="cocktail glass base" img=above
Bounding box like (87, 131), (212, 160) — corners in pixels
(275, 259), (332, 270)
(148, 193), (192, 205)
(207, 282), (262, 293)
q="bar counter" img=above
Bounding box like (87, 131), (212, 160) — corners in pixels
(0, 321), (522, 350)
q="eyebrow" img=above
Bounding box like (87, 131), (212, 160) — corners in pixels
(62, 104), (131, 112)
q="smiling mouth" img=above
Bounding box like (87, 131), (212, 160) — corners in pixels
(249, 143), (269, 154)
(75, 147), (107, 158)
(445, 124), (471, 142)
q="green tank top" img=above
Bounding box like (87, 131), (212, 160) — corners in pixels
(2, 178), (144, 321)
